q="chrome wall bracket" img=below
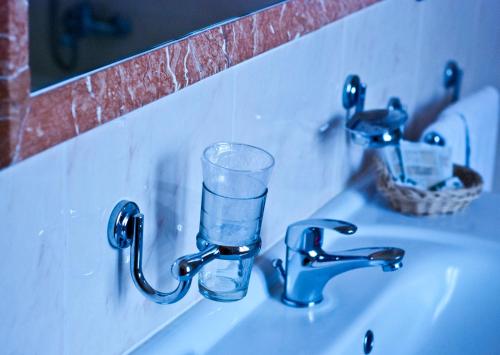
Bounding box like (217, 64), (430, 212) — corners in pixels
(387, 97), (404, 112)
(425, 60), (470, 166)
(342, 74), (367, 119)
(443, 60), (462, 103)
(107, 200), (261, 304)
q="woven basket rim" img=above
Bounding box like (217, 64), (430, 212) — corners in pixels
(376, 160), (483, 215)
(377, 163), (483, 196)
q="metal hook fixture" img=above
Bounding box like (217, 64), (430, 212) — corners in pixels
(443, 60), (462, 103)
(107, 200), (261, 304)
(342, 74), (367, 118)
(423, 131), (446, 147)
(425, 61), (467, 160)
(387, 97), (404, 112)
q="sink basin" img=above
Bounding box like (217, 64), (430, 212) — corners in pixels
(130, 188), (500, 355)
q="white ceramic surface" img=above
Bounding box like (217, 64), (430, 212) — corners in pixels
(133, 187), (500, 355)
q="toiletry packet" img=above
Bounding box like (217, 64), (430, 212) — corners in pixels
(429, 176), (464, 191)
(382, 141), (453, 189)
(381, 146), (404, 181)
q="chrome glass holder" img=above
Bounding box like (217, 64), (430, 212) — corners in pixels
(107, 200), (261, 305)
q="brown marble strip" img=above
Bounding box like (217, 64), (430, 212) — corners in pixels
(0, 0), (30, 167)
(2, 0), (380, 168)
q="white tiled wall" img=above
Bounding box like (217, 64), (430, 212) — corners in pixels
(1, 0), (498, 354)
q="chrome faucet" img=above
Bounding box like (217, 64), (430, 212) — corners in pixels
(273, 219), (405, 307)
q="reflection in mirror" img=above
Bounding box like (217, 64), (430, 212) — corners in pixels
(29, 0), (285, 91)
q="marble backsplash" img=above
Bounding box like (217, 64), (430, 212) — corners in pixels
(0, 0), (498, 354)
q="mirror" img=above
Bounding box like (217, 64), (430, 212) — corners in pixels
(29, 0), (285, 91)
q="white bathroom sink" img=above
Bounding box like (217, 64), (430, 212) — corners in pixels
(130, 187), (500, 355)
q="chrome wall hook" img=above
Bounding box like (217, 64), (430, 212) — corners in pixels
(424, 61), (462, 147)
(342, 74), (367, 119)
(425, 61), (470, 166)
(107, 200), (261, 304)
(443, 60), (462, 103)
(387, 97), (404, 112)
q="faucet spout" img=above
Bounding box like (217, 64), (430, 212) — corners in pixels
(278, 218), (405, 307)
(368, 247), (405, 271)
(309, 247), (405, 273)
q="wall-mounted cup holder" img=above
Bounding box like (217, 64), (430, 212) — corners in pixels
(107, 142), (274, 305)
(341, 75), (408, 181)
(342, 74), (408, 149)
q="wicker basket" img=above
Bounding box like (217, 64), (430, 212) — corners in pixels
(377, 162), (483, 216)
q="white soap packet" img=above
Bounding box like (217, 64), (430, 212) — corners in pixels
(429, 176), (464, 191)
(381, 146), (402, 181)
(381, 140), (454, 189)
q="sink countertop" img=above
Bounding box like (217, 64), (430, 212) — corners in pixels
(130, 184), (500, 355)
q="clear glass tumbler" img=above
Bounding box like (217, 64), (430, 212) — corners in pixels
(198, 142), (274, 302)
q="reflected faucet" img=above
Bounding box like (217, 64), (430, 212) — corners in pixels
(50, 0), (131, 71)
(273, 219), (405, 307)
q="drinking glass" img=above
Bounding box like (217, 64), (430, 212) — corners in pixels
(198, 142), (274, 301)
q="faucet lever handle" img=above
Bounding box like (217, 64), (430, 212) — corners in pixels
(285, 219), (357, 251)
